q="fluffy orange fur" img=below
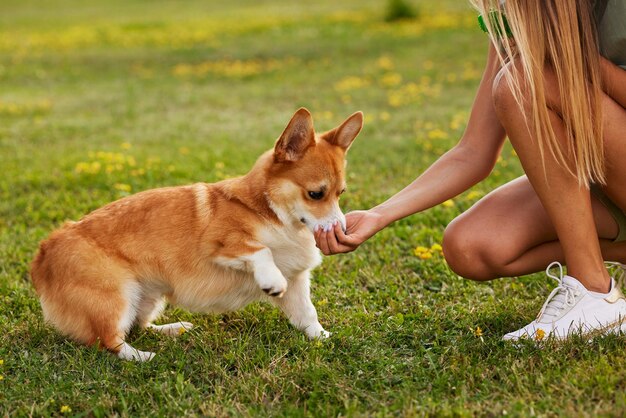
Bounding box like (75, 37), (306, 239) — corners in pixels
(31, 108), (363, 359)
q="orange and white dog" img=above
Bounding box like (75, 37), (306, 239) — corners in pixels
(31, 108), (363, 361)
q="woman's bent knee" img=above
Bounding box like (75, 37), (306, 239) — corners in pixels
(442, 217), (501, 281)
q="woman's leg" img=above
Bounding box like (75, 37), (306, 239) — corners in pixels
(487, 64), (626, 292)
(443, 62), (626, 340)
(442, 175), (626, 281)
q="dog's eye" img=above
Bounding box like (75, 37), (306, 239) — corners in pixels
(308, 190), (324, 200)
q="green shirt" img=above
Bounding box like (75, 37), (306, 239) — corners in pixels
(596, 0), (626, 69)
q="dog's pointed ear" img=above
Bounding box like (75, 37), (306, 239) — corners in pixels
(321, 111), (363, 151)
(274, 108), (316, 163)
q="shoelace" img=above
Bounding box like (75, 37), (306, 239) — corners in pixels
(536, 261), (581, 323)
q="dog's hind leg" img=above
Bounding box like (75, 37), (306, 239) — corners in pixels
(136, 294), (193, 337)
(32, 235), (157, 361)
(146, 322), (193, 337)
(110, 338), (156, 362)
(94, 282), (156, 362)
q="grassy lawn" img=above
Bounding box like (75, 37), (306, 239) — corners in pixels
(1, 0), (625, 416)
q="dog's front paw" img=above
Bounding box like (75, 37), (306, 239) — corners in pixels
(305, 324), (331, 339)
(316, 329), (331, 339)
(259, 276), (288, 298)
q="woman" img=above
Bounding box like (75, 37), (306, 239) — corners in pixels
(315, 0), (626, 341)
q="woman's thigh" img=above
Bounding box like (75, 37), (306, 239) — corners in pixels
(599, 93), (626, 211)
(442, 175), (619, 280)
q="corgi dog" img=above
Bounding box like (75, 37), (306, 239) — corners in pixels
(31, 108), (363, 361)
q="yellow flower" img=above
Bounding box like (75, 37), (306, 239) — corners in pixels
(179, 147), (189, 155)
(0, 359), (4, 365)
(474, 326), (483, 337)
(379, 111), (391, 121)
(0, 375), (3, 381)
(466, 191), (482, 200)
(430, 243), (443, 252)
(178, 327), (187, 336)
(380, 72), (402, 87)
(419, 252), (433, 260)
(126, 156), (136, 167)
(60, 405), (72, 414)
(534, 329), (546, 342)
(114, 183), (131, 192)
(120, 142), (132, 150)
(413, 246), (429, 256)
(376, 55), (394, 71)
(442, 199), (454, 208)
(427, 129), (448, 140)
(334, 76), (370, 92)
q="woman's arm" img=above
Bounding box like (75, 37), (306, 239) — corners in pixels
(600, 57), (626, 108)
(316, 44), (508, 254)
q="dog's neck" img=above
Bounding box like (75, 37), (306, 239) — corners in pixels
(216, 152), (284, 226)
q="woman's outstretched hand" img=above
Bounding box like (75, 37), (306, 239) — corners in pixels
(314, 210), (384, 255)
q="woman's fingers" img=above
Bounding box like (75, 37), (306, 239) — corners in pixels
(333, 221), (361, 246)
(326, 223), (352, 253)
(314, 223), (357, 255)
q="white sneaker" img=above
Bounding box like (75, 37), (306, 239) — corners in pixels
(605, 261), (626, 287)
(503, 262), (626, 342)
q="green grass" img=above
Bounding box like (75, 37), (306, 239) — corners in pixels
(1, 0), (625, 416)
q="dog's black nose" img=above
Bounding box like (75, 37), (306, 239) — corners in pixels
(300, 218), (306, 224)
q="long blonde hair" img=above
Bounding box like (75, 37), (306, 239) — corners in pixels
(471, 0), (605, 186)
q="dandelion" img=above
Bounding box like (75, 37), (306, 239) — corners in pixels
(376, 55), (394, 71)
(114, 183), (131, 192)
(380, 72), (402, 87)
(120, 142), (132, 150)
(474, 326), (483, 337)
(427, 129), (448, 140)
(179, 147), (189, 155)
(380, 111), (391, 121)
(534, 329), (546, 342)
(414, 246), (434, 260)
(449, 111), (467, 131)
(422, 60), (434, 70)
(413, 246), (429, 256)
(334, 76), (370, 92)
(214, 161), (225, 169)
(0, 359), (3, 365)
(320, 111), (334, 120)
(442, 199), (454, 208)
(60, 405), (72, 414)
(178, 327), (187, 336)
(466, 191), (482, 200)
(430, 243), (443, 252)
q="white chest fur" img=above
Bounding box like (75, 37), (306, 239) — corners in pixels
(258, 225), (322, 279)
